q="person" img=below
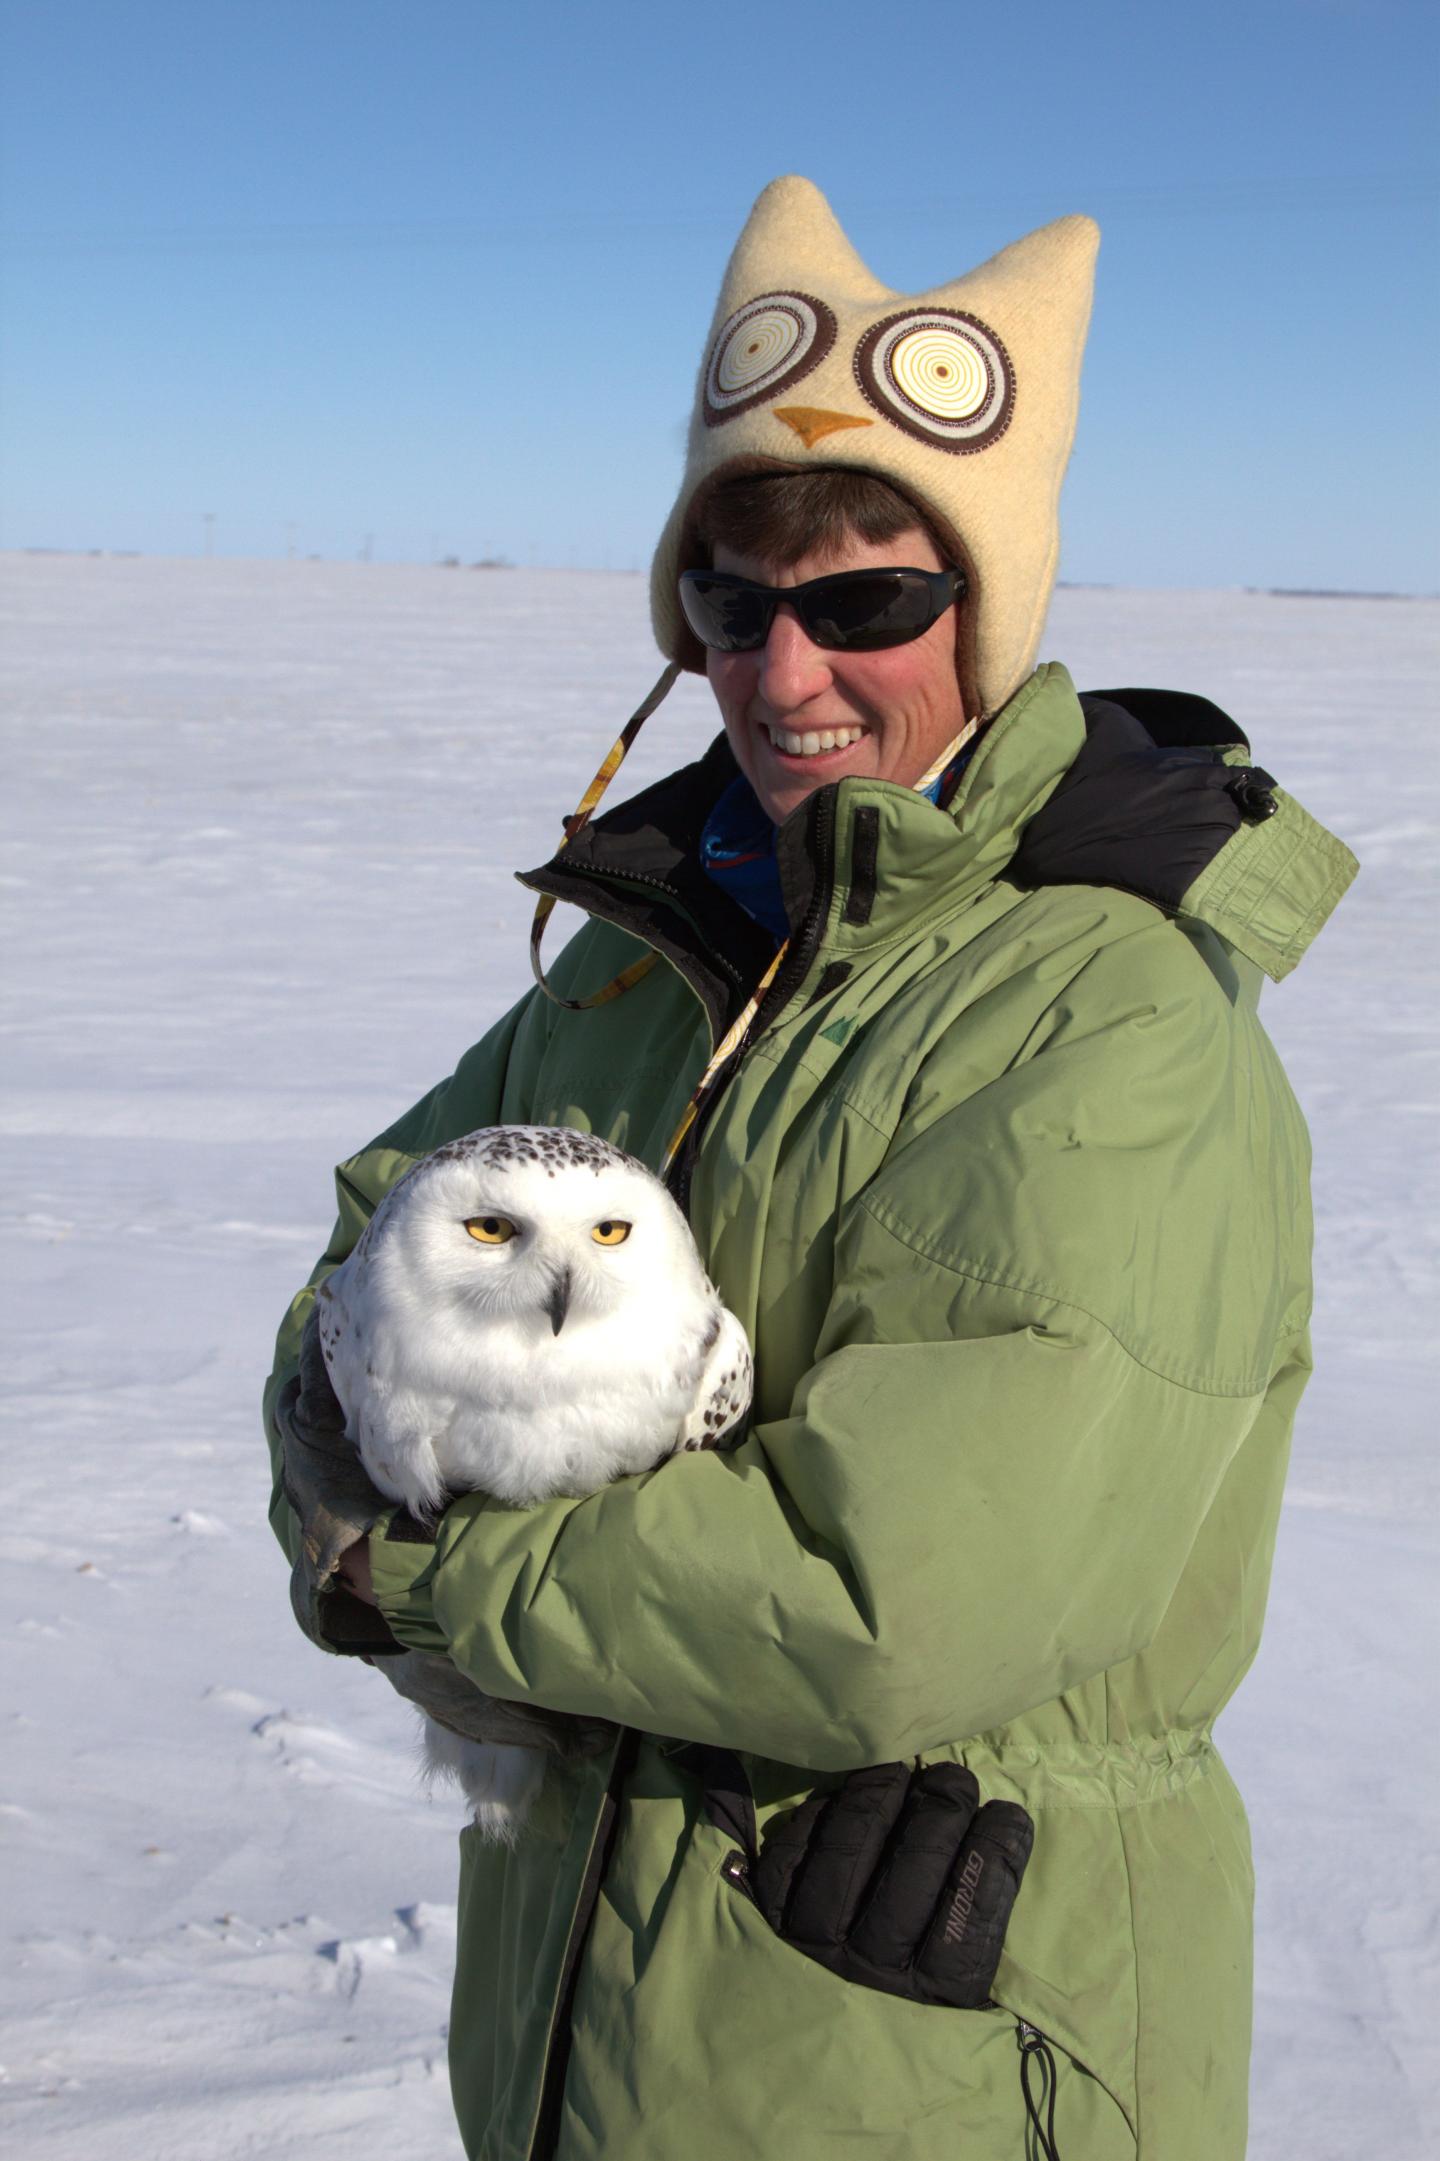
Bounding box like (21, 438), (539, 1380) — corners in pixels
(264, 177), (1357, 2160)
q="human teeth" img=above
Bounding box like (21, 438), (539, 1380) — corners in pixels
(766, 723), (865, 757)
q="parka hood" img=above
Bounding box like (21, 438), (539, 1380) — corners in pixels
(1009, 680), (1359, 982)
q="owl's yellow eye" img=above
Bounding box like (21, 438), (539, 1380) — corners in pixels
(464, 1215), (517, 1244)
(591, 1220), (632, 1246)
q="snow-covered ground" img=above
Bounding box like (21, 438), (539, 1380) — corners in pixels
(2, 553), (1435, 2158)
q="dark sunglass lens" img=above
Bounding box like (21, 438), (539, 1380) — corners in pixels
(802, 573), (935, 651)
(679, 575), (772, 652)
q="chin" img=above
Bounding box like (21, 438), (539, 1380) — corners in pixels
(751, 739), (874, 825)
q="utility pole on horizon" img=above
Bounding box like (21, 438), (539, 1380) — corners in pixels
(202, 513), (215, 558)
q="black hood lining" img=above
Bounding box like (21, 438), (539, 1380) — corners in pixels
(1009, 692), (1252, 913)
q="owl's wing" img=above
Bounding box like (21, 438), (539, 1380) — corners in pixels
(674, 1303), (754, 1455)
(314, 1258), (365, 1425)
(313, 1249), (448, 1518)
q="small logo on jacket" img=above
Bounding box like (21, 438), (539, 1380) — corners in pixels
(941, 1850), (985, 1944)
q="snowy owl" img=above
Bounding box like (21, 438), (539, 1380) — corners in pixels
(315, 1125), (752, 1839)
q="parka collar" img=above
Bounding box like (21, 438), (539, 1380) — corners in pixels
(518, 662), (1356, 1034)
(798, 660), (1088, 965)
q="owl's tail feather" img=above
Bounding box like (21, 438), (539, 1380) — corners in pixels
(420, 1716), (548, 1843)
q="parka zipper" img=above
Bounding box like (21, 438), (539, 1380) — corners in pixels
(523, 1729), (640, 2161)
(666, 787), (839, 1211)
(752, 786), (839, 1038)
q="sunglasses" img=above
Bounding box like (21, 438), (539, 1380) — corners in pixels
(678, 564), (966, 655)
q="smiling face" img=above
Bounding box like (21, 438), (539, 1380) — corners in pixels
(702, 525), (969, 827)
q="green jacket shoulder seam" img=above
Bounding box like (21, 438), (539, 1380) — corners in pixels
(859, 1192), (1267, 1401)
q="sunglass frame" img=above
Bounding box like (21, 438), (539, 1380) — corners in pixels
(679, 564), (966, 654)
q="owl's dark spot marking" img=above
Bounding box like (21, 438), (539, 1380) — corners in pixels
(450, 1125), (648, 1178)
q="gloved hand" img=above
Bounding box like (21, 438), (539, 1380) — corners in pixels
(752, 1761), (1033, 2010)
(382, 1649), (620, 1760)
(277, 1300), (622, 1758)
(275, 1300), (395, 1653)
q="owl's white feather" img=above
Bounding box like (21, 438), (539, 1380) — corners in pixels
(316, 1126), (752, 1838)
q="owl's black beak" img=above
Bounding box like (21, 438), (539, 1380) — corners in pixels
(544, 1267), (572, 1337)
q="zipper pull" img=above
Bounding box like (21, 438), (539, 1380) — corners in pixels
(720, 1849), (755, 1901)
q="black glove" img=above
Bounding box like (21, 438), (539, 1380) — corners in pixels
(752, 1760), (1033, 2009)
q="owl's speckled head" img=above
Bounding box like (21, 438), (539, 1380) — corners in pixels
(361, 1126), (705, 1339)
(651, 176), (1099, 721)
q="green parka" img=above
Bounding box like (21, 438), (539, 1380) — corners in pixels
(264, 662), (1356, 2160)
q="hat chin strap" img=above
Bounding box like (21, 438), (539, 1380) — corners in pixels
(529, 662), (681, 1010)
(913, 714), (980, 796)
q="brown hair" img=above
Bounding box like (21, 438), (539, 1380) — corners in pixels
(690, 467), (953, 569)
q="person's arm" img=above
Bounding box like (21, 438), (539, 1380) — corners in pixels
(362, 923), (1311, 1766)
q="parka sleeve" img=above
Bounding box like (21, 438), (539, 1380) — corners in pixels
(363, 928), (1313, 1767)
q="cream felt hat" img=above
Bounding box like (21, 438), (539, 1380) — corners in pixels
(650, 177), (1099, 720)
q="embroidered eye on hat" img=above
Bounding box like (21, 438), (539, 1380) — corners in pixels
(650, 176), (1100, 721)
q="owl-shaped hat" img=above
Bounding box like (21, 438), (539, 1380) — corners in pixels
(650, 177), (1099, 719)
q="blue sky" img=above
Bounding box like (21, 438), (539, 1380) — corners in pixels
(1, 0), (1436, 590)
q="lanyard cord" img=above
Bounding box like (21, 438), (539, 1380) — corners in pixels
(659, 936), (788, 1180)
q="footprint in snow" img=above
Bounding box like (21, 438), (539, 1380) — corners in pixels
(319, 1932), (400, 1999)
(395, 1902), (457, 1950)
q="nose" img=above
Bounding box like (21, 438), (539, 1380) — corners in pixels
(757, 603), (833, 711)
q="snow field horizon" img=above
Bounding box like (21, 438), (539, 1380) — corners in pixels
(1, 553), (1435, 2157)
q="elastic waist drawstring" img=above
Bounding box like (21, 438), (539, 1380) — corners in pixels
(1017, 2023), (1063, 2159)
